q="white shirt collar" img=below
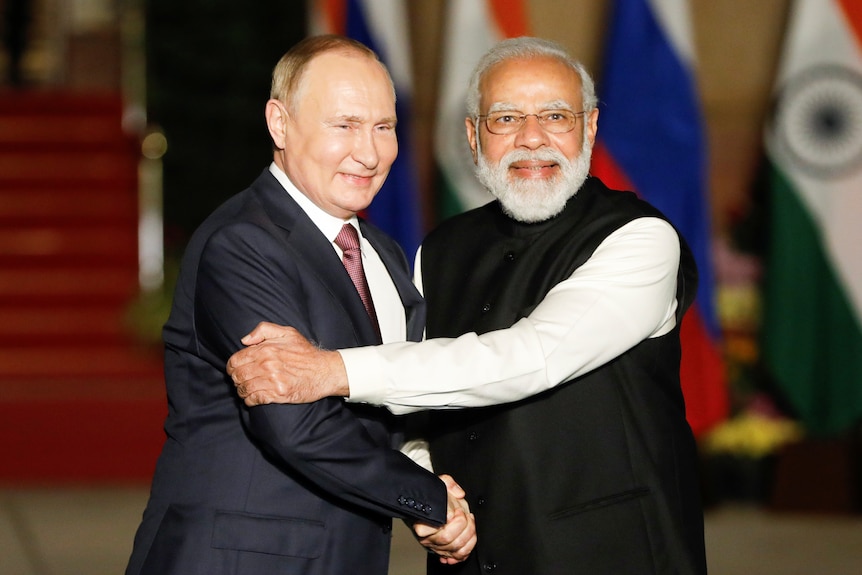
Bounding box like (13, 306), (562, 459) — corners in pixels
(268, 162), (359, 243)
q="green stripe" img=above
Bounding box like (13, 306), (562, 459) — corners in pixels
(436, 167), (468, 221)
(762, 165), (862, 436)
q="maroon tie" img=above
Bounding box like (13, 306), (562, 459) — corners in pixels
(335, 224), (381, 337)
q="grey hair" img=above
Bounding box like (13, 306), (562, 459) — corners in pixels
(465, 37), (597, 117)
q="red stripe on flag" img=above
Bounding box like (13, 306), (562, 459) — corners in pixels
(591, 143), (635, 193)
(320, 0), (347, 34)
(593, 143), (727, 436)
(488, 0), (530, 37)
(838, 0), (862, 43)
(680, 309), (729, 436)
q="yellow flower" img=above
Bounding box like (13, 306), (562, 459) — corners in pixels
(702, 412), (803, 458)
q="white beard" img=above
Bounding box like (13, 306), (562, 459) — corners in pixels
(475, 137), (593, 223)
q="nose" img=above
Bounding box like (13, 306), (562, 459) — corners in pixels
(352, 128), (380, 169)
(513, 114), (549, 149)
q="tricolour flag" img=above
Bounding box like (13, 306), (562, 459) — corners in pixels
(309, 0), (423, 257)
(434, 0), (529, 219)
(762, 0), (862, 436)
(591, 0), (728, 436)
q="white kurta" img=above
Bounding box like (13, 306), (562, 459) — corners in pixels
(340, 216), (681, 414)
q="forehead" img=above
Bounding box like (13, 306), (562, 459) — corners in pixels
(480, 55), (582, 110)
(298, 51), (394, 112)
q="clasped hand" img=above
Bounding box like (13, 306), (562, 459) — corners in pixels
(414, 475), (477, 564)
(227, 324), (477, 562)
(227, 322), (345, 405)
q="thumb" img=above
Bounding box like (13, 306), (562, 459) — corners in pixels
(439, 474), (466, 498)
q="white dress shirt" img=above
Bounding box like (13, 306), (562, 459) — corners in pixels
(268, 163), (405, 343)
(339, 216), (681, 413)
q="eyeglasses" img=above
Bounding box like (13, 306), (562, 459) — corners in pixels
(477, 110), (586, 135)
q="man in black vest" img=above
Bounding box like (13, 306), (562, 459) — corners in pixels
(228, 37), (707, 575)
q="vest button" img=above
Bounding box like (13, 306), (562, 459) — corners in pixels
(468, 431), (479, 441)
(477, 496), (485, 506)
(481, 303), (491, 313)
(482, 562), (497, 572)
(504, 251), (515, 262)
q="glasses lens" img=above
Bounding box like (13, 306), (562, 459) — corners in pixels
(540, 111), (576, 133)
(485, 112), (521, 135)
(484, 111), (578, 134)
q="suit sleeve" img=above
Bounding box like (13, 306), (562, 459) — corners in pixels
(194, 221), (446, 526)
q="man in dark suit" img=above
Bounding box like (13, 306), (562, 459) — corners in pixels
(228, 37), (707, 574)
(125, 35), (475, 575)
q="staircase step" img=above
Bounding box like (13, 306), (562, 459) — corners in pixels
(0, 344), (164, 382)
(0, 188), (136, 224)
(0, 114), (130, 149)
(0, 90), (125, 114)
(0, 266), (139, 303)
(0, 150), (137, 185)
(0, 225), (137, 261)
(0, 304), (141, 345)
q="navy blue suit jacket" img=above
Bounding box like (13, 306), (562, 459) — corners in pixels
(126, 169), (446, 575)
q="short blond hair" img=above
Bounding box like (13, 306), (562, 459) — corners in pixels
(270, 34), (394, 112)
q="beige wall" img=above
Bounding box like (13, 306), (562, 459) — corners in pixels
(407, 0), (792, 236)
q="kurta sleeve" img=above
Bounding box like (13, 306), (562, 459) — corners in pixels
(343, 217), (680, 415)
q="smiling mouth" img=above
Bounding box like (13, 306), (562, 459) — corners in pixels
(341, 173), (376, 183)
(509, 161), (559, 177)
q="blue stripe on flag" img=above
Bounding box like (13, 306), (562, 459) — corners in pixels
(599, 0), (718, 336)
(344, 0), (423, 259)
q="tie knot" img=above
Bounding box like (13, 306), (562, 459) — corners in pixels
(335, 223), (360, 253)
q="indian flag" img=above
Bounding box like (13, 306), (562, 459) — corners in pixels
(434, 0), (529, 218)
(763, 0), (862, 436)
(309, 0), (423, 256)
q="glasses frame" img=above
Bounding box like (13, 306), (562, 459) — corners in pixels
(477, 110), (586, 135)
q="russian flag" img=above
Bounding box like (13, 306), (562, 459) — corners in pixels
(310, 0), (423, 257)
(591, 0), (728, 436)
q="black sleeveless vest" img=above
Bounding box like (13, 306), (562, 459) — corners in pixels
(420, 177), (706, 575)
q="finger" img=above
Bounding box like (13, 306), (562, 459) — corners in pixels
(240, 322), (295, 345)
(412, 521), (437, 539)
(227, 345), (260, 372)
(244, 390), (274, 407)
(416, 509), (467, 547)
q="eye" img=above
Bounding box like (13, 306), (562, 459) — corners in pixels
(494, 113), (520, 125)
(375, 122), (396, 133)
(542, 111), (567, 123)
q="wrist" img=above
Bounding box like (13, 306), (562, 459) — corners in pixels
(325, 350), (350, 397)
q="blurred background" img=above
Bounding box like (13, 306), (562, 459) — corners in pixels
(1, 0), (861, 573)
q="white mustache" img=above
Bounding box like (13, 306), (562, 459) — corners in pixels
(501, 149), (570, 168)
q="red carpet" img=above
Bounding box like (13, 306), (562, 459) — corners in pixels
(0, 90), (167, 483)
(0, 398), (166, 484)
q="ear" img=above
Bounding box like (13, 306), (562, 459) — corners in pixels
(465, 117), (479, 165)
(585, 108), (599, 148)
(265, 99), (288, 149)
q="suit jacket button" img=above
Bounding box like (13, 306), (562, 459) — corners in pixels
(483, 562), (497, 572)
(481, 303), (491, 313)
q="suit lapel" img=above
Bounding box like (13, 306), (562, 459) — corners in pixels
(360, 221), (426, 343)
(250, 171), (380, 345)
